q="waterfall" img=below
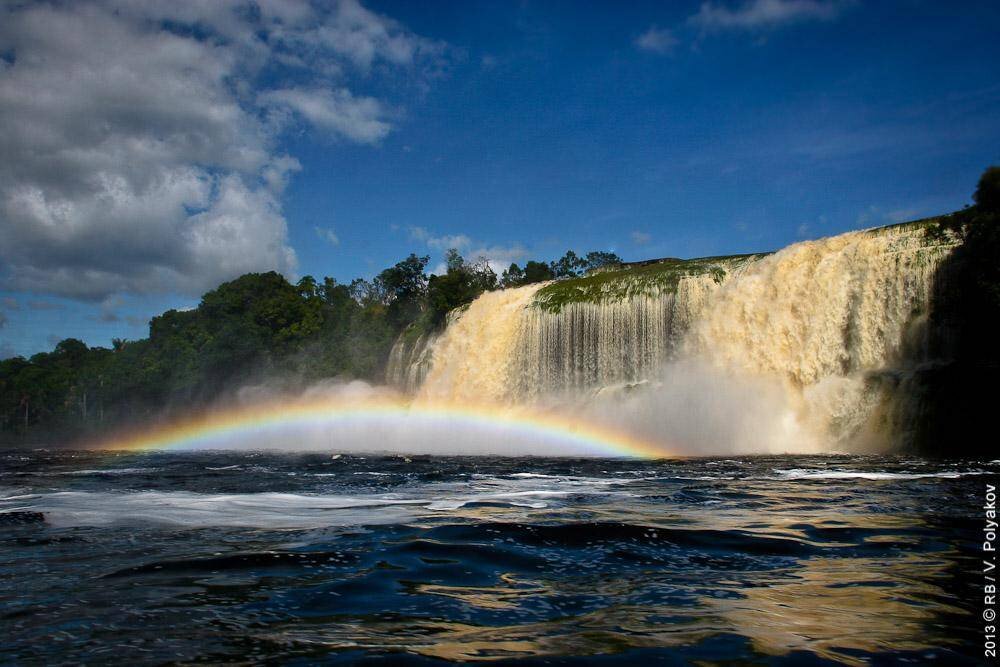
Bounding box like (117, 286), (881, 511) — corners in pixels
(514, 275), (724, 398)
(417, 285), (545, 403)
(687, 225), (950, 385)
(685, 224), (956, 446)
(386, 331), (438, 393)
(405, 223), (958, 451)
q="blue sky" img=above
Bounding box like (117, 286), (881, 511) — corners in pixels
(1, 0), (998, 358)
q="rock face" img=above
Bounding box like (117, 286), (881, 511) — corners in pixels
(393, 220), (967, 452)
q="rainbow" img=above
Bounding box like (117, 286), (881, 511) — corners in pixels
(93, 396), (673, 458)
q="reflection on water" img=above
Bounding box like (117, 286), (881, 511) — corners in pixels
(0, 451), (991, 664)
(710, 554), (964, 665)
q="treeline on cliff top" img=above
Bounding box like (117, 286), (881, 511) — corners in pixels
(0, 247), (621, 443)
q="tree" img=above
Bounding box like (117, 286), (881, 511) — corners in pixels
(349, 278), (382, 306)
(584, 251), (623, 272)
(550, 251), (587, 278)
(974, 165), (1000, 213)
(319, 278), (355, 311)
(376, 254), (430, 302)
(501, 262), (525, 287)
(296, 275), (318, 298)
(523, 260), (555, 284)
(427, 250), (496, 324)
(376, 253), (429, 328)
(444, 248), (465, 273)
(195, 272), (323, 388)
(466, 256), (499, 293)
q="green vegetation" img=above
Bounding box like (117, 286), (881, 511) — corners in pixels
(427, 250), (498, 325)
(500, 251), (623, 288)
(0, 270), (395, 442)
(531, 253), (767, 313)
(0, 245), (622, 443)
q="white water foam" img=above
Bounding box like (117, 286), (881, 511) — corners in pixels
(0, 474), (636, 528)
(773, 469), (988, 480)
(55, 468), (162, 475)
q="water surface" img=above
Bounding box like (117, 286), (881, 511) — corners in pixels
(0, 450), (992, 664)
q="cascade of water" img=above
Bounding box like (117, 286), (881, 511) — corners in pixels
(386, 331), (438, 393)
(686, 225), (956, 445)
(416, 284), (544, 403)
(512, 273), (724, 399)
(403, 223), (958, 450)
(687, 225), (952, 384)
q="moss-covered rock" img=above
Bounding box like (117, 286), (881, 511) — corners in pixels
(530, 253), (769, 313)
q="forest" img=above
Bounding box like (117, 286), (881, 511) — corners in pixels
(0, 248), (622, 443)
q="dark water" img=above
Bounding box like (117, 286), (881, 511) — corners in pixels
(1, 450), (995, 665)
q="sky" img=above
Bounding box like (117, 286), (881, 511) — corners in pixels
(0, 0), (998, 358)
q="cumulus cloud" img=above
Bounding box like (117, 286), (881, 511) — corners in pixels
(0, 0), (446, 301)
(408, 226), (525, 275)
(689, 0), (847, 32)
(635, 26), (679, 54)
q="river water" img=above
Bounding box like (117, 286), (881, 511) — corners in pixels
(0, 450), (993, 664)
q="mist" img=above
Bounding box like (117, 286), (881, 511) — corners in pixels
(166, 358), (826, 457)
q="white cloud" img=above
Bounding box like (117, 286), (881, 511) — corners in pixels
(260, 88), (392, 144)
(261, 156), (302, 194)
(430, 234), (474, 251)
(630, 231), (652, 245)
(468, 244), (527, 275)
(315, 226), (341, 246)
(311, 0), (447, 72)
(635, 27), (679, 54)
(408, 226), (525, 275)
(0, 0), (446, 301)
(407, 226), (471, 251)
(689, 0), (847, 32)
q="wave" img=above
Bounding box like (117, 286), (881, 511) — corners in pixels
(773, 468), (989, 480)
(55, 467), (162, 475)
(0, 491), (431, 528)
(0, 484), (624, 528)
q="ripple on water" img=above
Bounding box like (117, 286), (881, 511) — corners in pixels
(0, 450), (993, 665)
